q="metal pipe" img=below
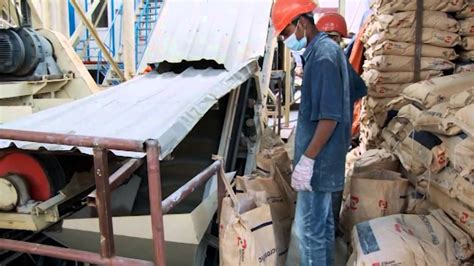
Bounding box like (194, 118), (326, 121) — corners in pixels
(217, 162), (226, 221)
(162, 160), (221, 214)
(88, 158), (143, 202)
(93, 147), (115, 258)
(0, 129), (144, 152)
(283, 46), (292, 127)
(145, 140), (166, 266)
(0, 238), (152, 266)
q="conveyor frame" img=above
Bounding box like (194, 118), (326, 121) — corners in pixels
(0, 128), (227, 266)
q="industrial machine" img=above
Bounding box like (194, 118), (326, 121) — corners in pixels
(0, 1), (99, 123)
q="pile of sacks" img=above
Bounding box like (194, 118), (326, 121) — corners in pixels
(343, 72), (474, 265)
(457, 0), (474, 70)
(359, 0), (463, 150)
(220, 132), (295, 266)
(381, 72), (474, 240)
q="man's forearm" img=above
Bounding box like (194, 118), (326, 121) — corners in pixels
(304, 119), (338, 159)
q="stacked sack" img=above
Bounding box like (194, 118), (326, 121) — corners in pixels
(345, 72), (474, 265)
(457, 0), (474, 69)
(358, 0), (463, 150)
(380, 72), (474, 255)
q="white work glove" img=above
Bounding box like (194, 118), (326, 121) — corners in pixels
(291, 155), (314, 191)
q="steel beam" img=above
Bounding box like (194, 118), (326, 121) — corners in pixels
(70, 0), (100, 46)
(87, 158), (143, 204)
(162, 160), (221, 214)
(0, 129), (144, 152)
(123, 0), (136, 79)
(0, 238), (152, 265)
(145, 140), (166, 266)
(70, 0), (126, 81)
(93, 147), (115, 258)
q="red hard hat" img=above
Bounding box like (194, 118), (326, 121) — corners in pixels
(316, 12), (348, 37)
(272, 0), (318, 36)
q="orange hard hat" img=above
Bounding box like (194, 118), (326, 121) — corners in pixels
(272, 0), (318, 36)
(316, 12), (348, 37)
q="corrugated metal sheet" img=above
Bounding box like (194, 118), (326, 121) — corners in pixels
(139, 0), (273, 72)
(0, 62), (258, 159)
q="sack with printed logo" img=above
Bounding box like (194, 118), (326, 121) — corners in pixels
(219, 169), (277, 266)
(405, 185), (435, 215)
(427, 185), (474, 237)
(365, 41), (458, 60)
(364, 55), (454, 72)
(370, 11), (459, 33)
(453, 137), (474, 177)
(394, 130), (448, 175)
(455, 63), (474, 73)
(362, 69), (442, 85)
(402, 72), (474, 109)
(236, 168), (295, 265)
(367, 83), (411, 98)
(456, 4), (474, 19)
(413, 102), (461, 136)
(373, 0), (464, 14)
(366, 28), (461, 48)
(340, 170), (408, 234)
(462, 36), (474, 50)
(459, 17), (474, 36)
(348, 213), (459, 266)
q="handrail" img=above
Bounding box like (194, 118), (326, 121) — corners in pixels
(135, 0), (161, 70)
(0, 128), (227, 266)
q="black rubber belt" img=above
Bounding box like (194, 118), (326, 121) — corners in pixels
(414, 0), (424, 82)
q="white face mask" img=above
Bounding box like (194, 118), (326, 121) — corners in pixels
(284, 32), (307, 51)
(283, 20), (307, 51)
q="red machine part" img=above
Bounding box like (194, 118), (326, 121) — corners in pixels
(0, 152), (53, 201)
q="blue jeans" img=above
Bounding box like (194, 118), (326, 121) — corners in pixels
(294, 190), (335, 266)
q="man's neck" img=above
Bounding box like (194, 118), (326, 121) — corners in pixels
(306, 28), (319, 46)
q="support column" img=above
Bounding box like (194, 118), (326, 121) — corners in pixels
(123, 0), (136, 79)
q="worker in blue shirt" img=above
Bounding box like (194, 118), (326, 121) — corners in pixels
(272, 0), (351, 265)
(316, 12), (368, 236)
